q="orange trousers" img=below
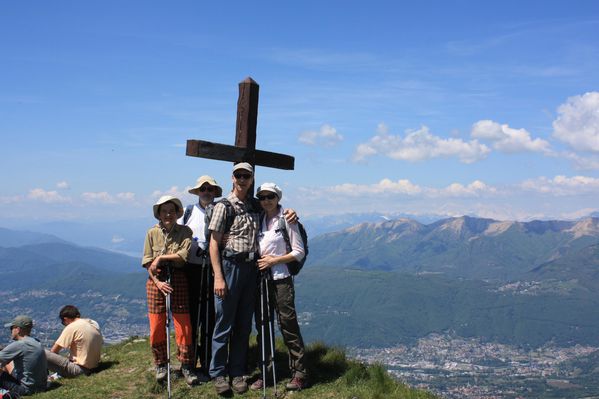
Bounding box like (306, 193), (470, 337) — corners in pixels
(148, 312), (193, 366)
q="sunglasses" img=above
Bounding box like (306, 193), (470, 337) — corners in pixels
(257, 193), (277, 201)
(234, 173), (252, 180)
(199, 186), (215, 192)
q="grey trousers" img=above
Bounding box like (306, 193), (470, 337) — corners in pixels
(45, 350), (90, 378)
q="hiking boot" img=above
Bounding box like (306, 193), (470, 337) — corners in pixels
(231, 376), (248, 394)
(286, 376), (309, 390)
(213, 376), (231, 395)
(195, 370), (210, 383)
(181, 366), (199, 385)
(155, 364), (168, 382)
(249, 378), (263, 390)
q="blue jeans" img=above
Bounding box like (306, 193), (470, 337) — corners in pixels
(0, 371), (30, 396)
(210, 258), (258, 378)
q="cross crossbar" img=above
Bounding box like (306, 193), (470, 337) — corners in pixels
(185, 77), (295, 176)
(186, 140), (294, 169)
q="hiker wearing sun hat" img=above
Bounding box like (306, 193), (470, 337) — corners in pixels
(251, 182), (309, 392)
(0, 315), (47, 396)
(177, 175), (222, 379)
(142, 195), (199, 385)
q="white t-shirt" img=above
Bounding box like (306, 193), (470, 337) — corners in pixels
(178, 203), (208, 264)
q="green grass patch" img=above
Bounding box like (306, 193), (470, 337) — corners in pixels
(30, 336), (436, 399)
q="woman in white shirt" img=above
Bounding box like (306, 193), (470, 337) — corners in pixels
(251, 183), (309, 392)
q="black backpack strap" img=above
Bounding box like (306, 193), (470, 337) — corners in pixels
(277, 217), (292, 253)
(183, 204), (194, 224)
(219, 198), (236, 233)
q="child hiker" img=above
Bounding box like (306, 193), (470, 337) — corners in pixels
(142, 195), (198, 385)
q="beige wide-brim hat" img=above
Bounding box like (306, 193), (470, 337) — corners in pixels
(188, 175), (223, 197)
(256, 182), (282, 201)
(153, 195), (184, 220)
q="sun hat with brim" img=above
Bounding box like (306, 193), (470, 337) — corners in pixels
(256, 182), (282, 201)
(4, 315), (33, 329)
(153, 195), (184, 220)
(188, 175), (223, 197)
(233, 162), (253, 174)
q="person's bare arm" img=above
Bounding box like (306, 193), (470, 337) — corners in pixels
(50, 343), (63, 354)
(210, 231), (227, 298)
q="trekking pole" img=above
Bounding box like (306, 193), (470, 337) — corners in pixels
(203, 259), (212, 371)
(195, 255), (207, 368)
(165, 264), (172, 399)
(259, 275), (268, 399)
(264, 276), (278, 397)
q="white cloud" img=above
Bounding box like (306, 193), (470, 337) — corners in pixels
(553, 92), (599, 152)
(559, 208), (599, 220)
(324, 178), (496, 198)
(56, 181), (70, 189)
(433, 180), (498, 197)
(116, 192), (136, 201)
(520, 175), (599, 196)
(353, 125), (490, 163)
(0, 195), (24, 204)
(111, 235), (125, 244)
(27, 188), (71, 204)
(82, 192), (114, 203)
(81, 191), (137, 204)
(560, 152), (599, 170)
(471, 120), (550, 153)
(151, 186), (188, 199)
(298, 124), (344, 147)
(328, 178), (423, 196)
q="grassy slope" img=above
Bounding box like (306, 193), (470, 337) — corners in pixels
(31, 337), (437, 399)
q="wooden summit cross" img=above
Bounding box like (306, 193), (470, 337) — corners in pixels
(186, 77), (294, 194)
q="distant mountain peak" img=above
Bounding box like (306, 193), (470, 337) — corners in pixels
(566, 217), (599, 239)
(483, 221), (516, 236)
(344, 218), (424, 236)
(431, 215), (496, 238)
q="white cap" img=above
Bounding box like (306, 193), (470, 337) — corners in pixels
(256, 182), (282, 201)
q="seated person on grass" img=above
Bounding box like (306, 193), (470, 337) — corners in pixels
(0, 315), (47, 397)
(45, 305), (104, 377)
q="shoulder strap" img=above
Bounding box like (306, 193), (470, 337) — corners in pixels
(277, 216), (292, 252)
(219, 198), (236, 233)
(183, 204), (194, 224)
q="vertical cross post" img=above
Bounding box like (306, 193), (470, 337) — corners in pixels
(186, 77), (295, 196)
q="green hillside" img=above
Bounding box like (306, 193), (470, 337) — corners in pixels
(296, 269), (599, 347)
(30, 337), (437, 399)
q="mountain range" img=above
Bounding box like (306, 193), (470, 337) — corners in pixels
(2, 215), (599, 349)
(309, 216), (599, 283)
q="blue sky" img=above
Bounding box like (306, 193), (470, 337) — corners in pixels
(2, 1), (599, 223)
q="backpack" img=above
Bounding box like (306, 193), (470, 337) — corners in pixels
(276, 217), (309, 275)
(203, 198), (236, 246)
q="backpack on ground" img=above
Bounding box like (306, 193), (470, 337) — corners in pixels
(277, 217), (309, 275)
